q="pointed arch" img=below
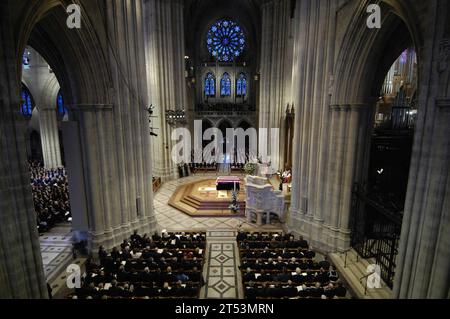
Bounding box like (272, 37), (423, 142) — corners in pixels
(236, 72), (247, 96)
(220, 72), (231, 96)
(20, 83), (34, 118)
(204, 72), (216, 97)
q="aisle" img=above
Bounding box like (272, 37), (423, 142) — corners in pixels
(201, 230), (243, 299)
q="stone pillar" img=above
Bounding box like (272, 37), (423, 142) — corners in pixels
(259, 0), (292, 170)
(393, 0), (450, 298)
(145, 0), (187, 180)
(288, 0), (338, 251)
(38, 106), (62, 169)
(0, 2), (47, 298)
(22, 47), (62, 169)
(101, 0), (157, 246)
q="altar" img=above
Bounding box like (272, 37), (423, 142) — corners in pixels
(216, 176), (240, 191)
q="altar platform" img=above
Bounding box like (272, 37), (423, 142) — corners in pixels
(168, 179), (246, 217)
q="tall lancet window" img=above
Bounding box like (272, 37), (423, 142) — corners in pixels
(205, 72), (216, 97)
(57, 90), (67, 116)
(21, 84), (33, 118)
(236, 73), (247, 97)
(220, 72), (231, 96)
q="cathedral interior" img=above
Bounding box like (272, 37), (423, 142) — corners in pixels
(0, 0), (449, 301)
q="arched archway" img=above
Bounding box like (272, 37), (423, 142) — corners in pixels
(1, 0), (155, 298)
(324, 0), (448, 298)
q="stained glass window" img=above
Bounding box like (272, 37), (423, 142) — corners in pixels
(21, 85), (33, 118)
(236, 73), (247, 96)
(207, 19), (245, 62)
(57, 90), (67, 116)
(22, 53), (30, 70)
(220, 73), (231, 96)
(205, 72), (216, 97)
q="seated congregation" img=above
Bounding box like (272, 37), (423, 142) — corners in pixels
(29, 160), (71, 233)
(69, 231), (206, 299)
(237, 232), (347, 299)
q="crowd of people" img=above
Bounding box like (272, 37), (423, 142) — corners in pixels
(237, 232), (347, 299)
(29, 160), (71, 233)
(69, 231), (206, 299)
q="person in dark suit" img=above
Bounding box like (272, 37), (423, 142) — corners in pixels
(237, 231), (247, 241)
(275, 270), (290, 282)
(298, 236), (308, 248)
(130, 230), (142, 246)
(318, 258), (331, 271)
(243, 268), (256, 282)
(98, 245), (108, 260)
(334, 282), (347, 297)
(245, 281), (257, 299)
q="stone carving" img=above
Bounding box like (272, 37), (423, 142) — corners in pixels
(245, 175), (285, 225)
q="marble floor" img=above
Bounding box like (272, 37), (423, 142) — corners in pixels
(153, 174), (283, 232)
(201, 230), (244, 299)
(39, 223), (86, 298)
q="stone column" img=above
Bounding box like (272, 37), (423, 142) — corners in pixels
(102, 0), (157, 245)
(145, 0), (187, 180)
(288, 0), (338, 251)
(259, 0), (292, 170)
(38, 106), (62, 169)
(0, 2), (47, 298)
(393, 0), (450, 297)
(22, 47), (62, 169)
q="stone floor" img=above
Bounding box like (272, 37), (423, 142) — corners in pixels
(38, 223), (86, 298)
(201, 230), (244, 299)
(153, 174), (283, 232)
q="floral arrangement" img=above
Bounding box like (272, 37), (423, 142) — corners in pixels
(244, 162), (257, 175)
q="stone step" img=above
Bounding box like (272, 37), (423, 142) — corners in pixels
(329, 249), (392, 299)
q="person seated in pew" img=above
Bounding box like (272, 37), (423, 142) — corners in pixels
(275, 256), (287, 269)
(315, 268), (330, 284)
(281, 280), (298, 298)
(245, 281), (257, 299)
(275, 268), (291, 282)
(140, 267), (152, 282)
(328, 266), (339, 282)
(334, 282), (347, 297)
(265, 258), (276, 270)
(243, 268), (256, 282)
(110, 246), (121, 261)
(130, 230), (142, 246)
(116, 265), (129, 282)
(236, 231), (247, 241)
(298, 236), (309, 249)
(287, 257), (298, 270)
(282, 249), (292, 259)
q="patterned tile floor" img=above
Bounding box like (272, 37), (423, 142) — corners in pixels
(39, 224), (86, 298)
(201, 230), (243, 299)
(39, 224), (73, 282)
(154, 174), (283, 232)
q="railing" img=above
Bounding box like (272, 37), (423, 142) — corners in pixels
(360, 271), (376, 295)
(350, 184), (402, 289)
